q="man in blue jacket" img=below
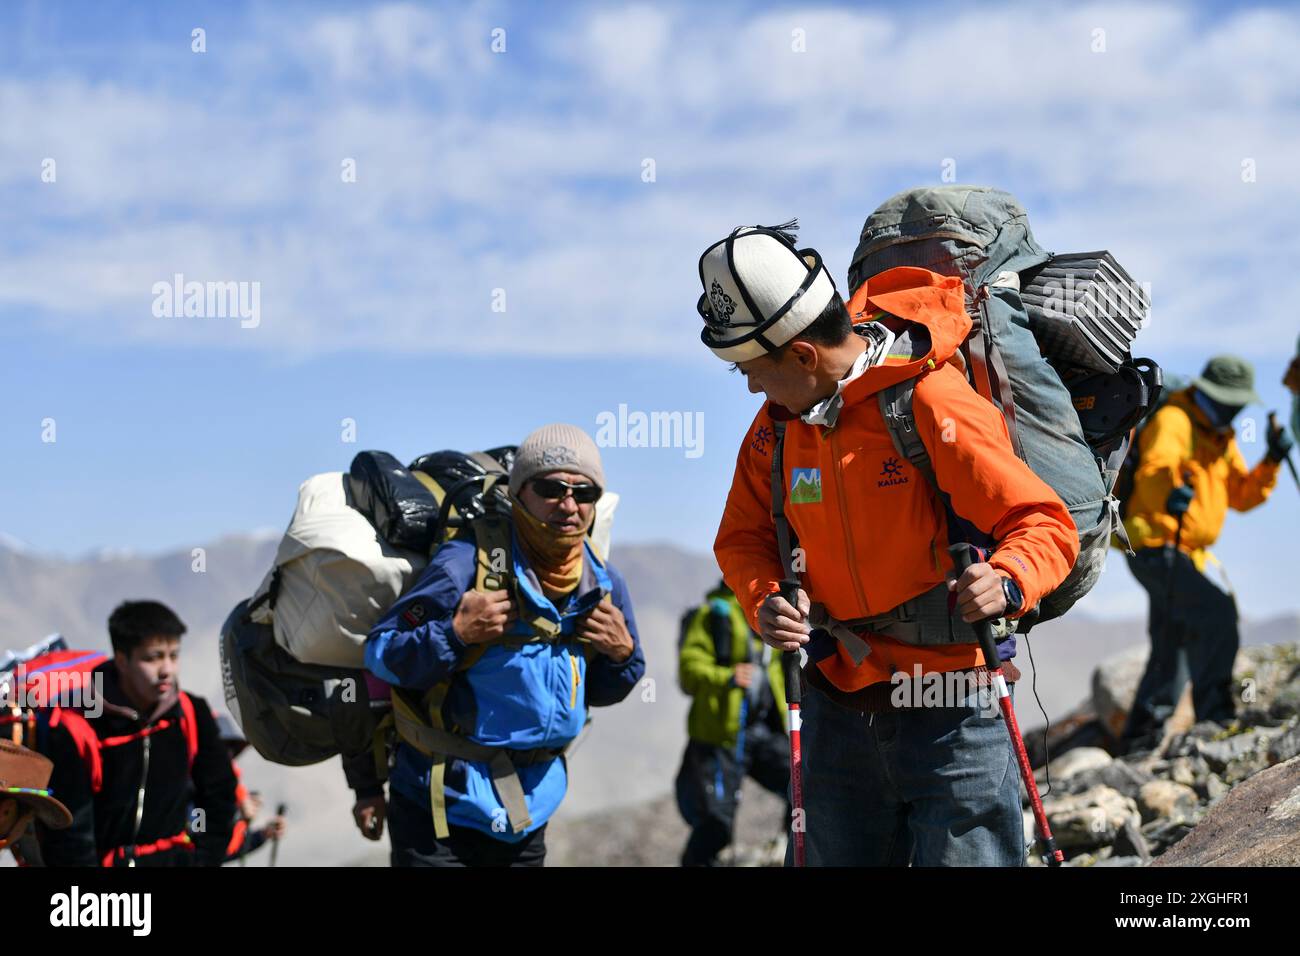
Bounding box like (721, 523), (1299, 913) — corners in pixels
(366, 424), (645, 867)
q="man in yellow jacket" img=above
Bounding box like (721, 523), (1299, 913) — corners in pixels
(1122, 355), (1293, 749)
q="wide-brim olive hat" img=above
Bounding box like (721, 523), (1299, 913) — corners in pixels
(1192, 354), (1261, 407)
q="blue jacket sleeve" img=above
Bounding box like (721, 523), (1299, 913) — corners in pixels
(365, 539), (475, 691)
(584, 563), (646, 707)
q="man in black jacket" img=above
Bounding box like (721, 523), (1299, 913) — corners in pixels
(36, 601), (236, 867)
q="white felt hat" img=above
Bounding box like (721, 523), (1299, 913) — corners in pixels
(697, 221), (838, 362)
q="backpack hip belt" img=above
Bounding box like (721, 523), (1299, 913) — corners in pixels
(390, 700), (567, 840)
(809, 581), (977, 660)
(101, 831), (193, 868)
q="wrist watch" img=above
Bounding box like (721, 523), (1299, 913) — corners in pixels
(1001, 576), (1024, 617)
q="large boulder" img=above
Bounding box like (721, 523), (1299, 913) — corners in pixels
(1091, 646), (1150, 738)
(1153, 755), (1300, 866)
(1089, 640), (1300, 740)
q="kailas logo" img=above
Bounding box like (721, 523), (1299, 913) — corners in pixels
(790, 468), (822, 504)
(878, 457), (908, 488)
(750, 423), (773, 456)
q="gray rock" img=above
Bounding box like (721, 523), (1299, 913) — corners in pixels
(1188, 720), (1227, 740)
(1194, 731), (1262, 771)
(1141, 817), (1196, 854)
(1041, 746), (1112, 786)
(1154, 755), (1300, 866)
(1267, 721), (1300, 765)
(1167, 755), (1210, 789)
(1095, 759), (1155, 799)
(1056, 758), (1148, 799)
(1113, 816), (1153, 862)
(1233, 643), (1300, 715)
(1096, 854), (1146, 867)
(1198, 773), (1229, 802)
(1045, 785), (1142, 850)
(1138, 780), (1199, 823)
(1091, 646), (1150, 739)
(1270, 680), (1300, 720)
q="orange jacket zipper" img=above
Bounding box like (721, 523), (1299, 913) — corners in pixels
(829, 427), (871, 615)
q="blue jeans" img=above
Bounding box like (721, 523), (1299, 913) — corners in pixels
(788, 681), (1025, 866)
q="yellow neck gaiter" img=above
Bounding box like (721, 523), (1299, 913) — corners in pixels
(511, 501), (589, 602)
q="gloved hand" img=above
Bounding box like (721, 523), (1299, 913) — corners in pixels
(1267, 418), (1295, 463)
(1166, 484), (1194, 517)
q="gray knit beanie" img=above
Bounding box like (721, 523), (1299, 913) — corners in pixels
(508, 423), (605, 498)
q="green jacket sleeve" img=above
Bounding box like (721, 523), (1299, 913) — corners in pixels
(678, 608), (734, 696)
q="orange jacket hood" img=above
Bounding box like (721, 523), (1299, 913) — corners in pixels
(836, 266), (971, 402)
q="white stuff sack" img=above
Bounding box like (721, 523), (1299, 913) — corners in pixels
(250, 473), (426, 668)
(588, 491), (619, 563)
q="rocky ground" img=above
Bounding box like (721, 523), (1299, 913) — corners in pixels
(548, 640), (1300, 867)
(1022, 641), (1300, 866)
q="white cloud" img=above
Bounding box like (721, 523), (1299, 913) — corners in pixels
(1, 1), (1298, 362)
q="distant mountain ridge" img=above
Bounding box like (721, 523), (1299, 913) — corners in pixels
(1, 532), (1295, 865)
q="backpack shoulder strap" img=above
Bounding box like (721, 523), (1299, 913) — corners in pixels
(769, 419), (797, 581)
(47, 707), (104, 794)
(469, 512), (560, 639)
(967, 285), (1025, 460)
(706, 598), (737, 664)
(466, 452), (508, 477)
(470, 512), (513, 593)
(879, 376), (995, 553)
(177, 692), (199, 773)
(878, 378), (939, 492)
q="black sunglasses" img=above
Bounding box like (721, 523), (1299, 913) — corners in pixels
(530, 477), (602, 504)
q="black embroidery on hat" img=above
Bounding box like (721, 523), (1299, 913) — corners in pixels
(708, 279), (736, 327)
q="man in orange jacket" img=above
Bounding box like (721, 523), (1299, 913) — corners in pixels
(699, 223), (1079, 866)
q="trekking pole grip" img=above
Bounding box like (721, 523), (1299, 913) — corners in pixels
(778, 580), (803, 704)
(947, 544), (1002, 667)
(1269, 411), (1300, 484)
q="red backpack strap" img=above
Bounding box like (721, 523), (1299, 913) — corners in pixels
(177, 692), (199, 772)
(48, 708), (104, 794)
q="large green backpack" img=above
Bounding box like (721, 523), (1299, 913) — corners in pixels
(844, 185), (1163, 626)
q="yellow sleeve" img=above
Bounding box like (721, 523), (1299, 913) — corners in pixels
(1134, 403), (1193, 495)
(1226, 437), (1280, 512)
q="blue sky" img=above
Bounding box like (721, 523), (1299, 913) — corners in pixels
(2, 0), (1298, 619)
